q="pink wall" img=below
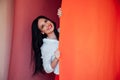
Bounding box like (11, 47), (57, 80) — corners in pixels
(8, 0), (61, 80)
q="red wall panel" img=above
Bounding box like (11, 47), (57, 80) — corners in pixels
(60, 0), (120, 80)
(8, 0), (61, 80)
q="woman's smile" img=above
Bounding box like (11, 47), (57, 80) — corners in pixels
(47, 24), (52, 30)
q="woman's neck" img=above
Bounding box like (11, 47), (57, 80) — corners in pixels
(47, 32), (57, 40)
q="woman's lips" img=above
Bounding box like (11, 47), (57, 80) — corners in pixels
(47, 24), (52, 30)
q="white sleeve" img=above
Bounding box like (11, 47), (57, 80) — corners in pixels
(41, 48), (54, 73)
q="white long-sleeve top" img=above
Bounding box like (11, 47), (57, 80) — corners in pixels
(40, 38), (59, 75)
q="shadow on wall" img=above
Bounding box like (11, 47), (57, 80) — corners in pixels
(116, 72), (120, 80)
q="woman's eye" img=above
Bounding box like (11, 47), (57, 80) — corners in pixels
(45, 19), (48, 23)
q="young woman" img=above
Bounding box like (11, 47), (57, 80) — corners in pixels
(32, 15), (60, 80)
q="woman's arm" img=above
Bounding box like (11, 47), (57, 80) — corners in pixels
(41, 48), (60, 73)
(51, 49), (60, 69)
(41, 49), (54, 73)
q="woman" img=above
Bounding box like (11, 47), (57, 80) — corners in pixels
(32, 16), (60, 80)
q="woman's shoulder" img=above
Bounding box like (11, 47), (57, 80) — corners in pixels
(43, 38), (59, 44)
(41, 39), (56, 49)
(41, 38), (58, 51)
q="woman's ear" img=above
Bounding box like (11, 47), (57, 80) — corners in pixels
(41, 32), (44, 34)
(57, 28), (60, 32)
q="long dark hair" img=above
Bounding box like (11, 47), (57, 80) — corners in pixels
(32, 16), (59, 75)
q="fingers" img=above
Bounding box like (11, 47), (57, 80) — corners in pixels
(57, 8), (62, 18)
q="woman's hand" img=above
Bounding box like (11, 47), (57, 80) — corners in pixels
(54, 49), (60, 60)
(57, 8), (62, 18)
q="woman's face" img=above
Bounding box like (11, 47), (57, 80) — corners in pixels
(38, 18), (54, 35)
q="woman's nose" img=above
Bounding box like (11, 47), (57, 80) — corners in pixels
(45, 23), (49, 27)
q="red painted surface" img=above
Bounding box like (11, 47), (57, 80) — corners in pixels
(59, 0), (120, 80)
(8, 0), (61, 80)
